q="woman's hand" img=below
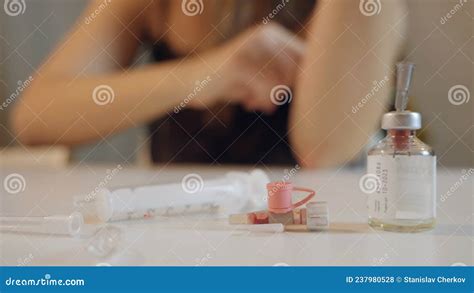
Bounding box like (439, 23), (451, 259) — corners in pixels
(195, 23), (306, 114)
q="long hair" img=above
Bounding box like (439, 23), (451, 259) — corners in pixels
(212, 0), (317, 40)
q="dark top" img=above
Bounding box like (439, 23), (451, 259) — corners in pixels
(148, 42), (296, 165)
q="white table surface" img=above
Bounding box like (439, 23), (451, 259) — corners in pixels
(1, 164), (472, 266)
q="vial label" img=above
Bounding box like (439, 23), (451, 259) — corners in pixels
(367, 155), (436, 220)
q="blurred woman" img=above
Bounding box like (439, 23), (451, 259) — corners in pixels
(12, 0), (407, 167)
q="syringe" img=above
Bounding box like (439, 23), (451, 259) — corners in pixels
(79, 169), (270, 222)
(0, 212), (83, 237)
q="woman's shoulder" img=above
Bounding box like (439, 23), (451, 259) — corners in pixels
(86, 0), (163, 33)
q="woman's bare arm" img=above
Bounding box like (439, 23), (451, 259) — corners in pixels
(11, 0), (226, 146)
(290, 0), (408, 168)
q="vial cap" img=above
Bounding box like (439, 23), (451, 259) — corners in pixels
(381, 111), (421, 130)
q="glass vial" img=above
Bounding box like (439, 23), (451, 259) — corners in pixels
(366, 62), (436, 232)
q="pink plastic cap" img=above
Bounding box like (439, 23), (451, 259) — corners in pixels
(267, 182), (294, 214)
(266, 182), (316, 214)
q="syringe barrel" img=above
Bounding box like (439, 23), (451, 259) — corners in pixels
(96, 170), (269, 222)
